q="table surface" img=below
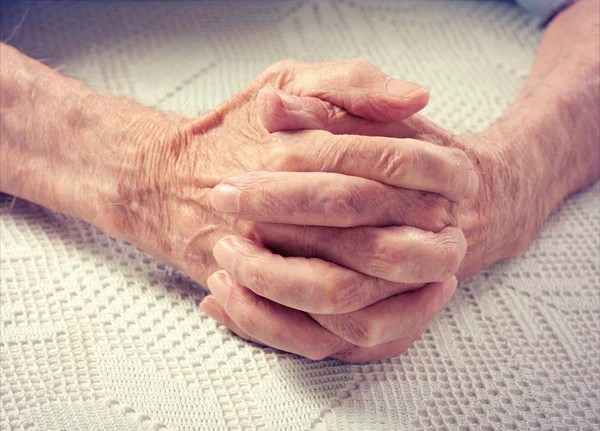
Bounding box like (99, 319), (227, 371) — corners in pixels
(1, 1), (599, 430)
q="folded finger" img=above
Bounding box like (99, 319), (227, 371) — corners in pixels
(202, 283), (431, 364)
(205, 270), (348, 360)
(257, 85), (425, 139)
(212, 235), (424, 314)
(259, 128), (478, 201)
(312, 278), (456, 347)
(211, 171), (455, 231)
(291, 59), (430, 121)
(251, 224), (467, 283)
(200, 296), (261, 344)
(331, 319), (431, 363)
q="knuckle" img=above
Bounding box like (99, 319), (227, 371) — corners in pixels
(332, 344), (362, 362)
(234, 289), (282, 341)
(319, 278), (346, 314)
(338, 315), (380, 348)
(368, 237), (398, 279)
(322, 102), (346, 126)
(233, 249), (268, 289)
(436, 241), (462, 278)
(378, 144), (415, 184)
(420, 195), (456, 231)
(324, 132), (351, 148)
(317, 184), (363, 227)
(260, 59), (303, 87)
(362, 92), (389, 117)
(351, 58), (372, 67)
(305, 340), (336, 361)
(242, 260), (268, 289)
(321, 134), (354, 170)
(346, 58), (374, 79)
(228, 288), (261, 335)
(261, 139), (299, 171)
(320, 274), (360, 314)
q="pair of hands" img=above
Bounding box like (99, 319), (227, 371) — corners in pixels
(3, 0), (594, 363)
(196, 59), (483, 363)
(115, 59), (504, 362)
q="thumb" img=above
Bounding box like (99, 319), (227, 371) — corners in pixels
(256, 86), (423, 139)
(293, 58), (430, 122)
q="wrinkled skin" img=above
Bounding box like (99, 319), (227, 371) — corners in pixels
(94, 59), (482, 363)
(104, 61), (475, 282)
(200, 89), (540, 362)
(2, 0), (598, 364)
(0, 46), (536, 362)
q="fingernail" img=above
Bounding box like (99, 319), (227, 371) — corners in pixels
(385, 78), (426, 98)
(443, 278), (458, 303)
(211, 184), (240, 213)
(207, 273), (231, 307)
(279, 91), (303, 110)
(213, 239), (237, 273)
(201, 299), (225, 324)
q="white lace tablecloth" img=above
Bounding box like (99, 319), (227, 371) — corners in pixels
(1, 1), (599, 430)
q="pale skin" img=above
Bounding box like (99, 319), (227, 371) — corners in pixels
(1, 0), (598, 363)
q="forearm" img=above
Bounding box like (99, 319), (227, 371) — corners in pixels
(0, 44), (179, 238)
(455, 0), (599, 277)
(491, 0), (599, 208)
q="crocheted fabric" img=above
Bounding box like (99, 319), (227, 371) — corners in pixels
(1, 1), (599, 430)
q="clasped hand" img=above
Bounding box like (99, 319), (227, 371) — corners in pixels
(195, 59), (478, 363)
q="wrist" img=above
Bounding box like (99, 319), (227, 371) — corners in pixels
(96, 109), (192, 242)
(455, 128), (549, 279)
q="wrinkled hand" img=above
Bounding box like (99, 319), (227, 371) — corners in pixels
(109, 59), (473, 284)
(199, 87), (484, 362)
(104, 58), (480, 362)
(203, 83), (536, 362)
(247, 85), (525, 280)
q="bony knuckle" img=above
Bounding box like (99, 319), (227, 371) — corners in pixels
(362, 92), (389, 117)
(349, 58), (373, 71)
(268, 59), (301, 73)
(320, 278), (346, 314)
(323, 133), (348, 152)
(320, 275), (360, 314)
(332, 344), (362, 362)
(260, 59), (303, 87)
(448, 147), (470, 167)
(322, 103), (345, 126)
(262, 142), (298, 171)
(233, 289), (269, 336)
(321, 134), (355, 170)
(243, 259), (268, 288)
(231, 246), (266, 288)
(305, 340), (335, 361)
(379, 145), (413, 184)
(368, 238), (398, 279)
(343, 58), (374, 83)
(339, 315), (380, 348)
(320, 185), (362, 227)
(423, 196), (456, 230)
